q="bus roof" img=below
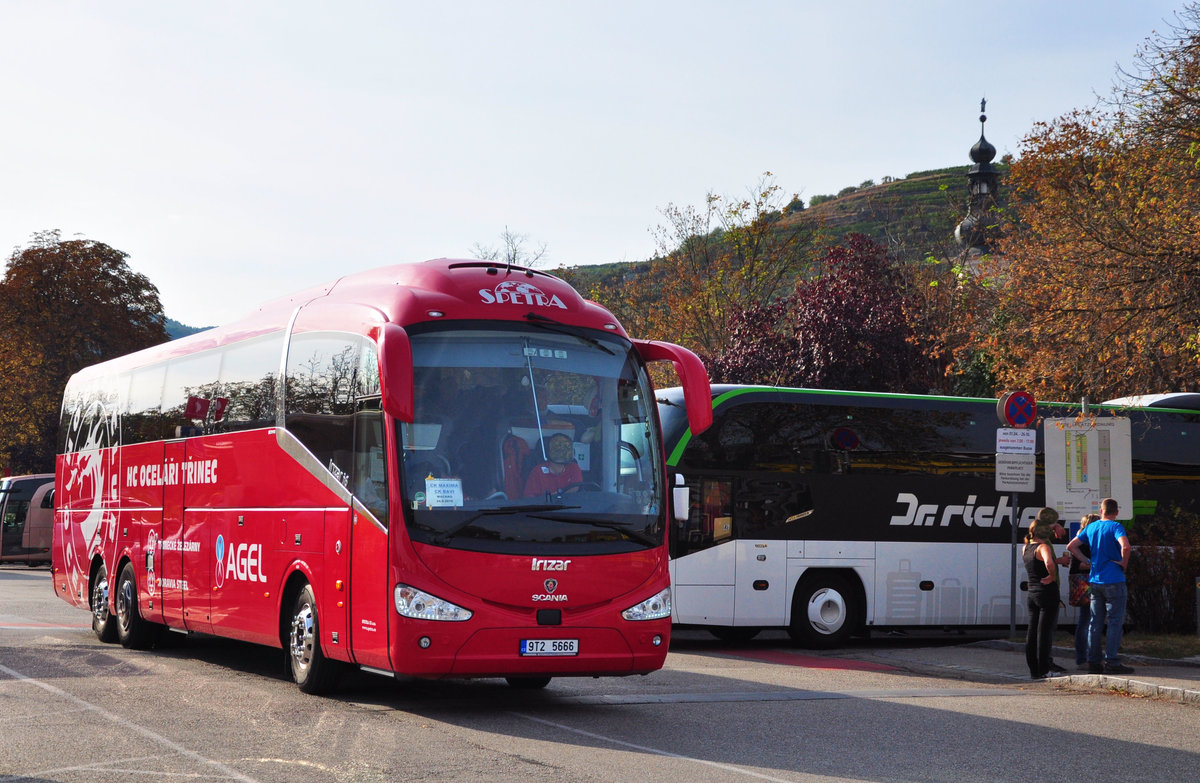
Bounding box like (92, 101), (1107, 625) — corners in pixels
(1103, 393), (1200, 411)
(656, 384), (1200, 438)
(68, 259), (625, 379)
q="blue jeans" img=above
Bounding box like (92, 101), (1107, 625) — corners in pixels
(1074, 602), (1091, 664)
(1087, 582), (1127, 665)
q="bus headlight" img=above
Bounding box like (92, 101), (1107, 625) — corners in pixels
(621, 588), (672, 621)
(394, 584), (473, 621)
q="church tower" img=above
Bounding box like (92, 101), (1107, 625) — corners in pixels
(955, 99), (1000, 261)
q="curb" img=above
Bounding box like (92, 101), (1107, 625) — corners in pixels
(975, 639), (1200, 705)
(1049, 672), (1200, 705)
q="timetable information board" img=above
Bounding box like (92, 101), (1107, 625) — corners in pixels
(1043, 417), (1132, 519)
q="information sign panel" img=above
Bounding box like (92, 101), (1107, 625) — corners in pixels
(995, 453), (1036, 492)
(996, 428), (1036, 454)
(1043, 417), (1132, 518)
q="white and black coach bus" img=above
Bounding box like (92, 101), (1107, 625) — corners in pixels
(658, 385), (1200, 646)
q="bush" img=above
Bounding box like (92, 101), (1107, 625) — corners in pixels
(1125, 507), (1200, 634)
(1126, 545), (1200, 633)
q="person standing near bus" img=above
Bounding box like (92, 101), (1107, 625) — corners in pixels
(1067, 498), (1134, 675)
(1068, 513), (1099, 669)
(1023, 508), (1063, 679)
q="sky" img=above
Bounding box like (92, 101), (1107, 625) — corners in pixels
(0, 0), (1188, 327)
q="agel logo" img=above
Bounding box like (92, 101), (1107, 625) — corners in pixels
(216, 534), (267, 586)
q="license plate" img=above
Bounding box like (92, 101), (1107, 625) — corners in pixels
(519, 638), (579, 656)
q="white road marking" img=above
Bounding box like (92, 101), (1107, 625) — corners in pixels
(0, 662), (261, 783)
(513, 711), (802, 782)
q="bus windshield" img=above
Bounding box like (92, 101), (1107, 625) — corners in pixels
(400, 323), (663, 554)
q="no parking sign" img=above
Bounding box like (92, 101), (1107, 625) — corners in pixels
(996, 390), (1037, 492)
(997, 390), (1037, 429)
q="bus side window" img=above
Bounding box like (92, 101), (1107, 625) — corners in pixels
(352, 401), (389, 525)
(216, 332), (286, 432)
(285, 333), (364, 477)
(676, 477), (732, 556)
(163, 352), (222, 437)
(3, 501), (24, 530)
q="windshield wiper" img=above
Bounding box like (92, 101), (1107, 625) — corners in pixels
(523, 312), (615, 355)
(430, 504), (579, 544)
(526, 513), (659, 547)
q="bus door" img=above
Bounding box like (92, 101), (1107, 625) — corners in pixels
(348, 404), (392, 670)
(159, 440), (187, 629)
(117, 442), (166, 626)
(671, 477), (736, 625)
(731, 476), (809, 625)
(178, 447), (214, 634)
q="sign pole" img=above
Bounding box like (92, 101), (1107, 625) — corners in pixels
(1010, 491), (1018, 640)
(996, 390), (1038, 642)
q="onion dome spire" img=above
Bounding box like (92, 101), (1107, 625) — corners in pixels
(970, 100), (997, 165)
(955, 98), (1001, 259)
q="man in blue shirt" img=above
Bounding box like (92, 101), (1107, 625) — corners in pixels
(1067, 497), (1134, 674)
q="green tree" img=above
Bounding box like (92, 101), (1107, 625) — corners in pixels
(603, 173), (820, 358)
(0, 231), (168, 472)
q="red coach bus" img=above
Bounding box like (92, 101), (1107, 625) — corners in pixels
(52, 259), (711, 692)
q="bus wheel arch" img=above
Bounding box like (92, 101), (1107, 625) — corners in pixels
(283, 578), (344, 694)
(90, 557), (117, 643)
(787, 569), (863, 648)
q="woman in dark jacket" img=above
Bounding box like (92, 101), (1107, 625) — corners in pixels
(1024, 508), (1063, 679)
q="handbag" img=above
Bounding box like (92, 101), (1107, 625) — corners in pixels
(1068, 573), (1090, 607)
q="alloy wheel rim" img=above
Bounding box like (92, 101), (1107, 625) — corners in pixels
(92, 573), (109, 624)
(290, 603), (315, 671)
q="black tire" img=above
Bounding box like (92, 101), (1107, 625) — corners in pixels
(288, 583), (343, 694)
(505, 676), (551, 689)
(91, 562), (118, 643)
(709, 627), (761, 643)
(115, 562), (158, 649)
(788, 574), (859, 648)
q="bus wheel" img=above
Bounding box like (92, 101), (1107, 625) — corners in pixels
(788, 574), (858, 648)
(505, 676), (551, 689)
(288, 584), (343, 694)
(115, 562), (157, 649)
(91, 563), (117, 643)
(709, 627), (761, 643)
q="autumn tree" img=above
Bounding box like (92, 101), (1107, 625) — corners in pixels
(0, 231), (168, 472)
(901, 253), (998, 397)
(707, 235), (927, 392)
(602, 174), (822, 358)
(964, 6), (1200, 401)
